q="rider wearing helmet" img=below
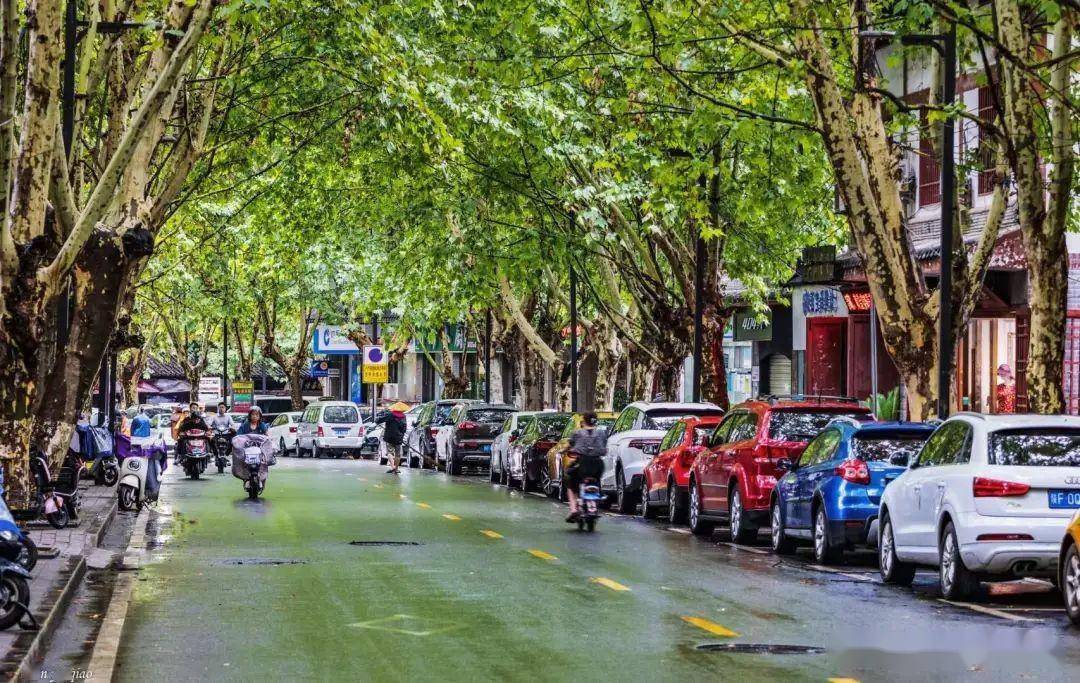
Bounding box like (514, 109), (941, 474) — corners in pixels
(237, 406), (268, 435)
(564, 412), (606, 523)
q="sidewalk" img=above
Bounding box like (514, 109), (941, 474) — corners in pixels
(0, 483), (119, 679)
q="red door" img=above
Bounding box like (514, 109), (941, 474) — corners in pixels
(807, 317), (847, 396)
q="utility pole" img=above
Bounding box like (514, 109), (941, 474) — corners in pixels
(371, 315), (379, 421)
(570, 263), (579, 413)
(936, 24), (957, 420)
(222, 321), (229, 406)
(484, 311), (492, 404)
(692, 230), (705, 403)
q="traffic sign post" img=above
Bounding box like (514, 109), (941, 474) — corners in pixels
(232, 380), (254, 412)
(362, 345), (388, 383)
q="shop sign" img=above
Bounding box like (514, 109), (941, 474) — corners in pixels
(232, 380), (254, 412)
(310, 360), (330, 378)
(733, 309), (773, 342)
(802, 289), (838, 316)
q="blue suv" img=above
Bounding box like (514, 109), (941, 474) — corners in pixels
(770, 419), (936, 564)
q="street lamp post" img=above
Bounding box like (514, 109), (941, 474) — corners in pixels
(859, 24), (957, 419)
(570, 263), (579, 413)
(484, 310), (492, 404)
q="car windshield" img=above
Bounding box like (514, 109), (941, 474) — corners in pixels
(646, 408), (722, 431)
(434, 405), (455, 423)
(989, 429), (1080, 467)
(323, 406), (359, 424)
(536, 415), (570, 437)
(467, 409), (515, 423)
(768, 410), (868, 441)
(852, 435), (930, 465)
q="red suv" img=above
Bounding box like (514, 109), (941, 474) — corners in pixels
(687, 399), (872, 542)
(640, 415), (722, 524)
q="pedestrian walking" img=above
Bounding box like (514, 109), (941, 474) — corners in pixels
(995, 364), (1016, 414)
(377, 407), (407, 474)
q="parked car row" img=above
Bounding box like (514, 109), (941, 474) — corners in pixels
(407, 395), (1080, 625)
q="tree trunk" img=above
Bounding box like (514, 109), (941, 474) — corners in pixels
(700, 309), (730, 410)
(628, 347), (656, 401)
(287, 366), (304, 410)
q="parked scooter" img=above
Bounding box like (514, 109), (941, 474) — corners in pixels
(576, 478), (602, 532)
(116, 434), (168, 511)
(179, 429), (210, 480)
(0, 482), (37, 572)
(232, 434), (275, 500)
(29, 452), (81, 529)
(76, 424), (119, 486)
(211, 428), (233, 475)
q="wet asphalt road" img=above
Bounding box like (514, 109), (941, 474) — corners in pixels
(113, 457), (1080, 682)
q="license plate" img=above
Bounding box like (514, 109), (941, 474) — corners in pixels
(245, 455), (260, 466)
(333, 428), (349, 436)
(481, 444), (491, 453)
(1048, 489), (1080, 509)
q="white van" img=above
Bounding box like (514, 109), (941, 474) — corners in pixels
(295, 401), (365, 458)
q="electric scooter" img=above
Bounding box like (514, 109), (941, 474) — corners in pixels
(577, 478), (602, 532)
(116, 434), (168, 511)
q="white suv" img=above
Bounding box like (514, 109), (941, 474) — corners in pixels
(604, 401), (723, 514)
(295, 401), (365, 458)
(878, 413), (1080, 600)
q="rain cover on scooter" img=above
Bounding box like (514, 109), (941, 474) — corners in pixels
(231, 434), (275, 482)
(115, 434), (169, 498)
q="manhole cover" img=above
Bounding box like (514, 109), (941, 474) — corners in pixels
(695, 643), (825, 655)
(349, 541), (423, 547)
(218, 558), (307, 566)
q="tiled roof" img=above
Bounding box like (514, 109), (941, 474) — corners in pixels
(145, 356), (312, 379)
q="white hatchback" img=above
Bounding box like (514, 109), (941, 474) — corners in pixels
(878, 413), (1080, 600)
(295, 401), (365, 458)
(268, 412), (304, 455)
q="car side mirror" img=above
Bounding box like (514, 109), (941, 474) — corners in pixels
(776, 458), (795, 472)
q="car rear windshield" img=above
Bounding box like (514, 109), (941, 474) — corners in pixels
(537, 415), (570, 437)
(852, 435), (930, 465)
(646, 408), (723, 431)
(989, 429), (1080, 467)
(323, 406), (359, 424)
(768, 410), (868, 442)
(467, 409), (515, 423)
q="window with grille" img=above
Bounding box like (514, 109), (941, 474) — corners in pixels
(977, 86), (997, 195)
(919, 108), (941, 206)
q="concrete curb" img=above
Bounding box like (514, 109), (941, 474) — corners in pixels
(86, 506), (149, 682)
(7, 495), (118, 682)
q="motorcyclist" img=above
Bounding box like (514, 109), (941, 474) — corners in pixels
(176, 401), (209, 462)
(237, 406), (269, 436)
(210, 402), (234, 432)
(564, 412), (606, 523)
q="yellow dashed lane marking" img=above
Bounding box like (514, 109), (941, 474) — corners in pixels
(527, 549), (557, 561)
(828, 679), (861, 683)
(590, 577), (630, 592)
(398, 494), (408, 500)
(416, 503), (431, 509)
(681, 616), (738, 637)
(374, 484), (384, 489)
(442, 514), (461, 521)
(479, 530), (503, 539)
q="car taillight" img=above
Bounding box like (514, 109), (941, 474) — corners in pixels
(317, 426), (324, 437)
(459, 421), (478, 430)
(289, 426), (297, 433)
(973, 477), (1030, 497)
(628, 439), (659, 450)
(834, 458), (870, 485)
(976, 533), (1034, 541)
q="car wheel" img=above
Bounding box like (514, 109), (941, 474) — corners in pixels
(939, 521), (978, 600)
(640, 483), (658, 520)
(541, 466), (554, 498)
(771, 500), (795, 554)
(615, 468), (638, 515)
(813, 506), (842, 565)
(1063, 543), (1080, 626)
(878, 513), (916, 586)
(668, 481), (687, 525)
(279, 438), (287, 456)
(688, 480), (714, 536)
(729, 488), (756, 544)
(489, 460), (500, 483)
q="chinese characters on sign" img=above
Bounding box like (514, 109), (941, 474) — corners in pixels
(362, 345), (388, 384)
(802, 289), (838, 315)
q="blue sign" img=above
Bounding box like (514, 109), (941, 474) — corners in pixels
(310, 360), (331, 378)
(802, 289), (838, 315)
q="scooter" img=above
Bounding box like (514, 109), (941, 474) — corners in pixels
(0, 485), (37, 572)
(29, 453), (80, 529)
(117, 435), (167, 511)
(211, 429), (233, 474)
(179, 429), (210, 480)
(76, 424), (118, 486)
(577, 478), (602, 532)
(232, 434), (274, 500)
